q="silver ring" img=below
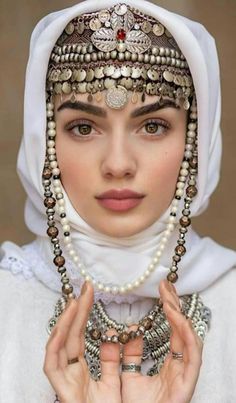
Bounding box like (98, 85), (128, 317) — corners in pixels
(171, 351), (184, 360)
(121, 363), (141, 373)
(68, 357), (79, 365)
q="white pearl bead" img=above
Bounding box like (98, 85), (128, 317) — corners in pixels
(172, 199), (179, 207)
(111, 286), (118, 294)
(64, 236), (71, 244)
(73, 256), (79, 263)
(48, 121), (56, 129)
(58, 206), (65, 214)
(65, 243), (73, 250)
(139, 275), (145, 283)
(144, 270), (150, 278)
(119, 286), (126, 294)
(47, 110), (54, 118)
(47, 103), (54, 110)
(85, 275), (91, 282)
(176, 189), (184, 197)
(180, 168), (188, 177)
(185, 144), (193, 151)
(167, 223), (175, 231)
(164, 229), (171, 237)
(53, 179), (60, 187)
(153, 257), (159, 264)
(171, 206), (178, 213)
(134, 280), (141, 287)
(177, 182), (185, 189)
(161, 236), (168, 244)
(159, 243), (165, 251)
(98, 283), (104, 291)
(168, 216), (176, 223)
(47, 140), (55, 147)
(54, 186), (62, 194)
(63, 224), (70, 232)
(61, 217), (68, 225)
(81, 269), (87, 276)
(52, 168), (60, 175)
(181, 161), (189, 169)
(58, 199), (65, 206)
(184, 151), (192, 159)
(47, 147), (56, 155)
(188, 123), (197, 130)
(156, 250), (162, 257)
(48, 129), (56, 137)
(50, 161), (58, 168)
(149, 263), (155, 271)
(187, 130), (196, 138)
(126, 283), (133, 291)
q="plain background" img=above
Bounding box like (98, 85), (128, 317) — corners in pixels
(0, 0), (235, 249)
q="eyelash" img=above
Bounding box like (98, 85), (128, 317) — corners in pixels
(65, 118), (170, 139)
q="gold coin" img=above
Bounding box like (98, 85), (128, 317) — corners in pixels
(89, 18), (102, 31)
(153, 23), (165, 37)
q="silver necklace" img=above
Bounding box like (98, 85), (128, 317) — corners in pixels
(47, 292), (211, 379)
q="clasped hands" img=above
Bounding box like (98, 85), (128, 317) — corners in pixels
(44, 279), (203, 403)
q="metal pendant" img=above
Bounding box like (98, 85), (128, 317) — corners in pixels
(105, 85), (129, 109)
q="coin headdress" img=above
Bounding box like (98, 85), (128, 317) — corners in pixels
(46, 3), (194, 110)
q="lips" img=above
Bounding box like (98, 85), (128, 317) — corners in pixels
(95, 189), (145, 212)
(97, 189), (145, 200)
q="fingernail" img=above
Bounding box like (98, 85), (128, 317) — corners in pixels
(81, 281), (88, 295)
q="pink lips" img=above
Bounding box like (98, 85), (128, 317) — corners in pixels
(96, 189), (145, 212)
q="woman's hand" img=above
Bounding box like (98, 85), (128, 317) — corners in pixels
(121, 279), (203, 403)
(43, 282), (122, 403)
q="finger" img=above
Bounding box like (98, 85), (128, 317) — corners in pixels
(65, 281), (94, 360)
(163, 301), (185, 361)
(44, 300), (77, 374)
(100, 329), (121, 381)
(182, 319), (203, 384)
(121, 325), (143, 378)
(159, 279), (181, 311)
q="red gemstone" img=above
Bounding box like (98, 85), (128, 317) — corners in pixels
(116, 29), (126, 41)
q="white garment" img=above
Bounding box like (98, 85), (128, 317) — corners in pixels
(0, 242), (236, 403)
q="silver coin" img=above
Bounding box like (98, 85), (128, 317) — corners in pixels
(141, 67), (148, 80)
(104, 65), (115, 77)
(163, 70), (173, 83)
(77, 82), (87, 93)
(111, 68), (121, 79)
(106, 85), (129, 109)
(114, 4), (127, 16)
(89, 18), (102, 31)
(120, 77), (133, 89)
(76, 69), (87, 82)
(60, 68), (72, 81)
(65, 22), (75, 35)
(141, 21), (152, 34)
(147, 69), (159, 81)
(121, 65), (131, 77)
(131, 67), (142, 79)
(86, 69), (95, 82)
(50, 69), (61, 82)
(77, 21), (85, 35)
(146, 83), (156, 95)
(54, 83), (62, 94)
(98, 10), (110, 23)
(104, 78), (116, 89)
(62, 82), (72, 94)
(94, 67), (105, 79)
(153, 23), (165, 37)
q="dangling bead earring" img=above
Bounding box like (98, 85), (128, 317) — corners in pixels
(167, 96), (198, 283)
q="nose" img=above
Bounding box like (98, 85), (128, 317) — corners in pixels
(101, 133), (137, 179)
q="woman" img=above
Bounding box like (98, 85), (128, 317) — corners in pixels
(0, 0), (236, 402)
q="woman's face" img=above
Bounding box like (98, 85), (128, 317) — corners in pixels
(54, 93), (187, 237)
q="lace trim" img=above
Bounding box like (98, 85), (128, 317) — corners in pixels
(0, 241), (142, 305)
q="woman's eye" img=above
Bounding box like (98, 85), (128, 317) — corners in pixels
(65, 120), (96, 138)
(141, 120), (170, 136)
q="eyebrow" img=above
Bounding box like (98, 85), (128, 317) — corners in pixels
(57, 98), (179, 118)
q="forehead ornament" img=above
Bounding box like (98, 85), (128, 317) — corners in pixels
(47, 3), (194, 110)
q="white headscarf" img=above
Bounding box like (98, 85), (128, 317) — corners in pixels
(2, 0), (236, 302)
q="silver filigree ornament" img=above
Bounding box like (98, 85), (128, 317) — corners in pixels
(105, 85), (129, 109)
(91, 7), (152, 54)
